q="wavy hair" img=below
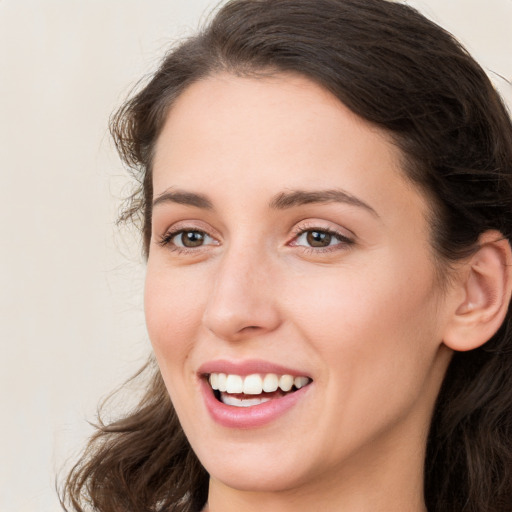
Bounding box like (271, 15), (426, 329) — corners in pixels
(60, 0), (512, 510)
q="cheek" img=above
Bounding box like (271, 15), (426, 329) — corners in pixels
(283, 258), (443, 451)
(285, 253), (441, 384)
(144, 262), (206, 364)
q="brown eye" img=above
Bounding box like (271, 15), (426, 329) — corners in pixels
(158, 228), (218, 251)
(178, 231), (207, 247)
(293, 228), (353, 251)
(306, 230), (332, 247)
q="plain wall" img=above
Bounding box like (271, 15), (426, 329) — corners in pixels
(1, 1), (510, 510)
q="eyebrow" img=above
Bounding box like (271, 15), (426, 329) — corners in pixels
(152, 189), (213, 209)
(152, 187), (378, 217)
(269, 189), (379, 216)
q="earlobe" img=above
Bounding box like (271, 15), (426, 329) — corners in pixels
(443, 231), (512, 352)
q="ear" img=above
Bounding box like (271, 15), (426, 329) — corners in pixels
(443, 231), (512, 352)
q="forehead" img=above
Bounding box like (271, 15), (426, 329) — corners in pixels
(152, 72), (427, 224)
(154, 72), (382, 165)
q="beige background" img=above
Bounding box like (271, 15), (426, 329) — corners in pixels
(1, 1), (510, 511)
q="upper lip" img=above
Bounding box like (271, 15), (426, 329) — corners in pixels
(198, 359), (311, 378)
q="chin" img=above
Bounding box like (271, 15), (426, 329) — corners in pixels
(207, 460), (309, 493)
(192, 437), (314, 493)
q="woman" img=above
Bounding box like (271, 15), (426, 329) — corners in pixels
(61, 0), (512, 510)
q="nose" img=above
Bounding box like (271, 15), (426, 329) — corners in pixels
(202, 245), (282, 342)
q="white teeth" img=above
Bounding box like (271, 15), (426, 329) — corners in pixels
(217, 373), (227, 392)
(208, 372), (310, 395)
(225, 374), (243, 394)
(209, 373), (219, 390)
(221, 394), (272, 407)
(294, 376), (309, 389)
(263, 373), (279, 392)
(243, 374), (263, 395)
(279, 374), (294, 392)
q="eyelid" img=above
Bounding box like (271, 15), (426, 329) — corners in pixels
(291, 219), (355, 240)
(155, 218), (355, 254)
(157, 219), (220, 239)
(288, 220), (356, 251)
(156, 220), (221, 252)
(169, 230), (216, 247)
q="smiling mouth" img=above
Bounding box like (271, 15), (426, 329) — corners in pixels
(207, 372), (312, 407)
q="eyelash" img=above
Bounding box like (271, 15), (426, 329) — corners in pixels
(290, 225), (354, 253)
(157, 229), (217, 254)
(157, 225), (354, 254)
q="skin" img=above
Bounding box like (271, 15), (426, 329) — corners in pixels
(146, 73), (459, 511)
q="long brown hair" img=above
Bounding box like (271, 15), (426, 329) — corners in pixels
(60, 1), (512, 510)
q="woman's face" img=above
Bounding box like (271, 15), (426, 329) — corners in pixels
(146, 73), (454, 496)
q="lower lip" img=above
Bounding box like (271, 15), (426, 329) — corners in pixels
(200, 379), (311, 429)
